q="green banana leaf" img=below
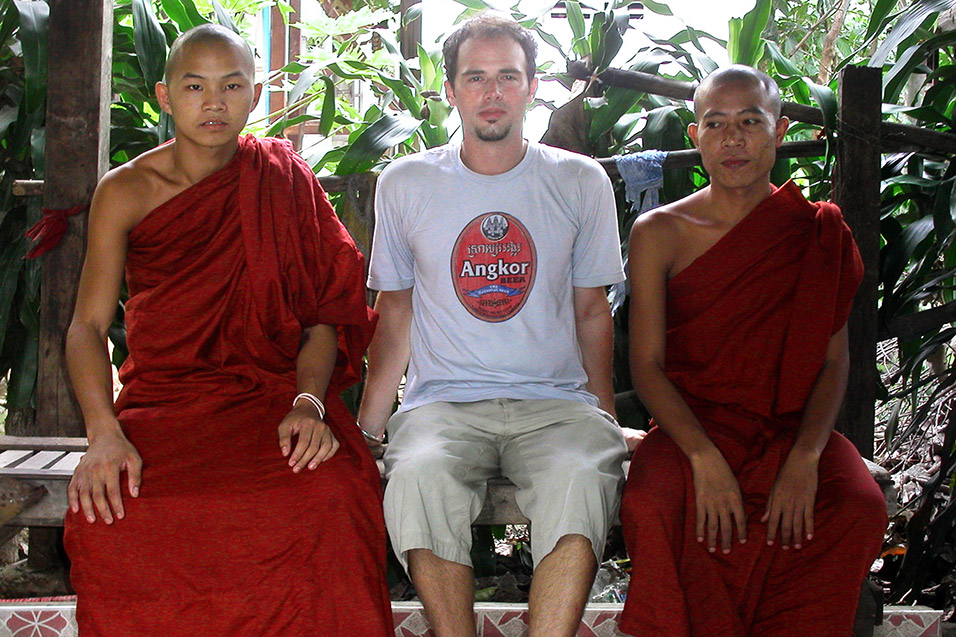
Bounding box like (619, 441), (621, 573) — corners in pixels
(335, 112), (422, 175)
(12, 0), (48, 114)
(727, 0), (770, 67)
(131, 0), (167, 88)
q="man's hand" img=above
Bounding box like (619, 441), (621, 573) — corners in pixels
(761, 447), (819, 550)
(621, 427), (646, 453)
(278, 404), (339, 472)
(68, 427), (142, 524)
(689, 447), (748, 554)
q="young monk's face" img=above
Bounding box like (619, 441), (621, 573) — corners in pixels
(688, 79), (788, 193)
(156, 40), (262, 147)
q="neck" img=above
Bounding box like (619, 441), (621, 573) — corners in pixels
(459, 135), (528, 176)
(170, 136), (241, 185)
(702, 181), (775, 224)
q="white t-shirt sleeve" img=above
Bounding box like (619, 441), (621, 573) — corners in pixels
(570, 160), (626, 288)
(367, 164), (415, 291)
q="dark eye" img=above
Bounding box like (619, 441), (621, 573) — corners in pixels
(226, 83), (241, 90)
(186, 84), (201, 91)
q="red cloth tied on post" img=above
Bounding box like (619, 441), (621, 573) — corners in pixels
(23, 203), (88, 259)
(63, 135), (391, 636)
(619, 182), (888, 636)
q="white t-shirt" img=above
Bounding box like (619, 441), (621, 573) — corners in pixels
(368, 142), (625, 411)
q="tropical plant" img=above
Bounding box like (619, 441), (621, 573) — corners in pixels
(0, 0), (45, 433)
(2, 0), (955, 613)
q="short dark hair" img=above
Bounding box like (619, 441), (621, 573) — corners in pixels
(693, 65), (782, 119)
(164, 23), (254, 81)
(442, 13), (538, 86)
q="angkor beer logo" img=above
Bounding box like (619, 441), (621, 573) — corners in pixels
(452, 212), (537, 322)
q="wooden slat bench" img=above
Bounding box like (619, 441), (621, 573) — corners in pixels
(0, 435), (895, 528)
(0, 436), (531, 527)
(0, 435), (895, 633)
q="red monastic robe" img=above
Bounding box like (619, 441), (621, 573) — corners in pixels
(64, 135), (392, 636)
(619, 182), (887, 636)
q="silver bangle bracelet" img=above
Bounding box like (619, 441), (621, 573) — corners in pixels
(293, 392), (326, 420)
(356, 421), (385, 444)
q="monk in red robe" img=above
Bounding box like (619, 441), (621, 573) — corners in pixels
(619, 65), (887, 636)
(62, 25), (391, 635)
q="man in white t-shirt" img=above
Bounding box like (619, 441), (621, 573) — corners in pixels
(357, 13), (638, 636)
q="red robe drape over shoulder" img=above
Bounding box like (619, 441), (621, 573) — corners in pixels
(619, 182), (887, 636)
(64, 135), (392, 636)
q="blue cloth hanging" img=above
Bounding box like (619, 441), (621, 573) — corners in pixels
(613, 150), (667, 213)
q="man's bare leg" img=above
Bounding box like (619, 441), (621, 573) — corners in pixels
(407, 548), (477, 637)
(528, 534), (597, 637)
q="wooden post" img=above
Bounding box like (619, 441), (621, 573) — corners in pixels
(400, 0), (421, 60)
(835, 66), (882, 459)
(35, 0), (112, 437)
(29, 0), (112, 572)
(268, 1), (302, 148)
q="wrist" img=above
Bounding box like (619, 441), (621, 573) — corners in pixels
(85, 418), (124, 444)
(788, 442), (822, 464)
(293, 392), (326, 420)
(356, 421), (386, 444)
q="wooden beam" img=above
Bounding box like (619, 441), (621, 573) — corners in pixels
(578, 64), (956, 155)
(836, 66), (882, 460)
(879, 300), (956, 342)
(33, 0), (112, 440)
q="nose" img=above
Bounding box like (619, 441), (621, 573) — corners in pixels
(721, 124), (744, 146)
(484, 79), (503, 99)
(203, 89), (225, 110)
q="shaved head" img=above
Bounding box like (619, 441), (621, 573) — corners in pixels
(693, 65), (782, 120)
(164, 24), (254, 81)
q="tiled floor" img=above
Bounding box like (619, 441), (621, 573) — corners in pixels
(0, 600), (943, 636)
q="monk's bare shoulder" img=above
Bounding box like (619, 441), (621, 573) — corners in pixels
(631, 189), (731, 278)
(629, 191), (709, 278)
(91, 144), (181, 233)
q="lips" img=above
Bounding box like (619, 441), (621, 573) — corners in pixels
(479, 108), (506, 121)
(201, 120), (227, 129)
(721, 158), (749, 168)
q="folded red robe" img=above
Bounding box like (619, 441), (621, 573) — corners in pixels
(619, 182), (887, 636)
(64, 135), (392, 636)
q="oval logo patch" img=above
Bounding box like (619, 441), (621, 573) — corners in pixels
(451, 212), (537, 323)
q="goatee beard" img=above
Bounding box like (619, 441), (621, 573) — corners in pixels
(475, 123), (511, 142)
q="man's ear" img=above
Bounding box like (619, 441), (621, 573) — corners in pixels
(775, 116), (790, 147)
(526, 76), (538, 104)
(687, 121), (700, 148)
(156, 82), (172, 115)
(445, 79), (457, 107)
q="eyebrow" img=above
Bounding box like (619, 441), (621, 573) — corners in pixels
(460, 67), (523, 77)
(179, 70), (248, 81)
(700, 107), (766, 119)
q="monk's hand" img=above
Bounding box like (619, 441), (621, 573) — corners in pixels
(761, 447), (819, 550)
(68, 426), (142, 525)
(689, 447), (747, 554)
(278, 403), (339, 473)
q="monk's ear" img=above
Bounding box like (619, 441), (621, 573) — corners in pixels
(774, 116), (789, 147)
(155, 82), (172, 115)
(687, 122), (700, 148)
(251, 82), (263, 111)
